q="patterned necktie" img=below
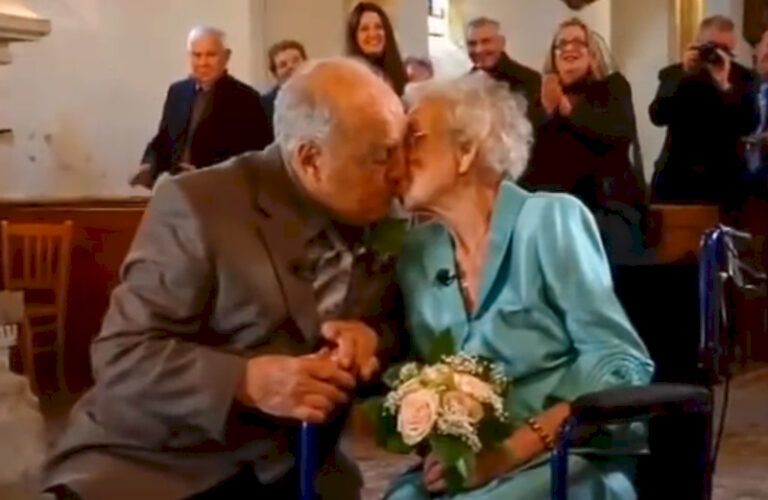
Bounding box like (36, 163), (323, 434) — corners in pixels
(181, 87), (210, 165)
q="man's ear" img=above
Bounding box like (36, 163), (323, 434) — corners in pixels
(295, 142), (323, 181)
(499, 34), (507, 49)
(457, 140), (480, 176)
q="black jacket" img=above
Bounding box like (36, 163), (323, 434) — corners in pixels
(142, 73), (273, 181)
(649, 62), (757, 205)
(260, 85), (280, 138)
(478, 53), (544, 128)
(521, 72), (648, 264)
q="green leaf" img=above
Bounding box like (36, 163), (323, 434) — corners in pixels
(384, 432), (412, 454)
(367, 218), (409, 256)
(382, 363), (404, 388)
(427, 329), (457, 364)
(477, 415), (514, 448)
(360, 398), (411, 454)
(429, 435), (475, 493)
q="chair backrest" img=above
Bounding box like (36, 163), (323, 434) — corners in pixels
(1, 221), (73, 300)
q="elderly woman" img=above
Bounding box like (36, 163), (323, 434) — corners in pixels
(385, 73), (654, 499)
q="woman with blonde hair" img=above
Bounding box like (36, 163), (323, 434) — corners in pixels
(520, 18), (647, 265)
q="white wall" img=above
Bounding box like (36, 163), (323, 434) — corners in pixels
(0, 0), (256, 199)
(611, 0), (674, 181)
(392, 0), (429, 59)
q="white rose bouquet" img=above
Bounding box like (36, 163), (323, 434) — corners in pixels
(364, 331), (513, 492)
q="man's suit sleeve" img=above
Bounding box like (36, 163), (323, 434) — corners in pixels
(524, 71), (546, 130)
(90, 179), (247, 448)
(649, 67), (686, 126)
(239, 88), (274, 152)
(141, 85), (174, 169)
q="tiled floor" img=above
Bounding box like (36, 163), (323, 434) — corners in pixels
(39, 367), (768, 500)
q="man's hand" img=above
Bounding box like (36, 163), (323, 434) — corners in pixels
(683, 44), (701, 73)
(706, 49), (732, 92)
(177, 162), (196, 173)
(129, 164), (153, 189)
(236, 355), (356, 424)
(541, 74), (564, 116)
(321, 320), (380, 382)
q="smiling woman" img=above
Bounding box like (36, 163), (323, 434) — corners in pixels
(345, 2), (407, 95)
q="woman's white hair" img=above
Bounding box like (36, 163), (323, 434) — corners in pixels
(403, 72), (533, 180)
(186, 26), (229, 51)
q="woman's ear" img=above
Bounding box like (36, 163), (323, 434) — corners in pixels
(295, 141), (323, 182)
(456, 140), (480, 176)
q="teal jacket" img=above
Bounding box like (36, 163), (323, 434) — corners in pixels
(397, 180), (654, 428)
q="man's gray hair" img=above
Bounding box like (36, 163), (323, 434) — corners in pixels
(404, 73), (532, 180)
(273, 57), (376, 158)
(699, 15), (735, 33)
(186, 26), (229, 51)
(467, 16), (501, 33)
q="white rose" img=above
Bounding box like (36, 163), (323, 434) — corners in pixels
(397, 389), (439, 446)
(441, 390), (485, 425)
(396, 377), (422, 398)
(420, 364), (453, 386)
(454, 373), (496, 404)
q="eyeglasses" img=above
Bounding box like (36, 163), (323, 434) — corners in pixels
(554, 38), (588, 51)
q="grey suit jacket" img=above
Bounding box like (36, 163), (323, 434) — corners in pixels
(42, 145), (402, 499)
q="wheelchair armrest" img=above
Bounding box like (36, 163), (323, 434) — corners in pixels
(569, 383), (712, 426)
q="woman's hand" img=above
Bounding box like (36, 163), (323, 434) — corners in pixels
(422, 445), (517, 493)
(558, 95), (574, 117)
(542, 74), (564, 116)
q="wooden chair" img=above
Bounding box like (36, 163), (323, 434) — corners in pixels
(1, 220), (73, 393)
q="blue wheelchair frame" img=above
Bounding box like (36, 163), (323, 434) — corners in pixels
(552, 225), (765, 500)
(298, 225), (765, 500)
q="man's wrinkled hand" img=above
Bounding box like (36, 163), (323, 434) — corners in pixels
(129, 164), (153, 189)
(321, 320), (380, 382)
(236, 355), (356, 424)
(706, 49), (732, 92)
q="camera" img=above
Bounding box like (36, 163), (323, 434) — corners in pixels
(696, 42), (733, 66)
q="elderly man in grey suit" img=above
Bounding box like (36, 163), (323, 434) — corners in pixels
(42, 58), (407, 500)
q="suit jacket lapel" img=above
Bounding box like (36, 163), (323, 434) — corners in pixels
(476, 181), (528, 317)
(179, 79), (197, 135)
(249, 145), (325, 347)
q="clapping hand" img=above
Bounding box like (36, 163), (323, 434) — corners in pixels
(542, 74), (564, 116)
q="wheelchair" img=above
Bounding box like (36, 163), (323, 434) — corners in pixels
(298, 225), (766, 500)
(553, 224), (766, 500)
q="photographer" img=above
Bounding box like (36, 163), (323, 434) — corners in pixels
(649, 16), (756, 209)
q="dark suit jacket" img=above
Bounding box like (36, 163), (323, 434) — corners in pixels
(649, 62), (757, 206)
(43, 145), (402, 499)
(522, 72), (648, 265)
(260, 85), (279, 138)
(478, 52), (544, 128)
(142, 73), (273, 182)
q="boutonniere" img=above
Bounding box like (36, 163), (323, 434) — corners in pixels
(364, 218), (409, 264)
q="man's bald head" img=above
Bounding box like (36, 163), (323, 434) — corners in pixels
(275, 57), (400, 154)
(274, 57), (406, 225)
